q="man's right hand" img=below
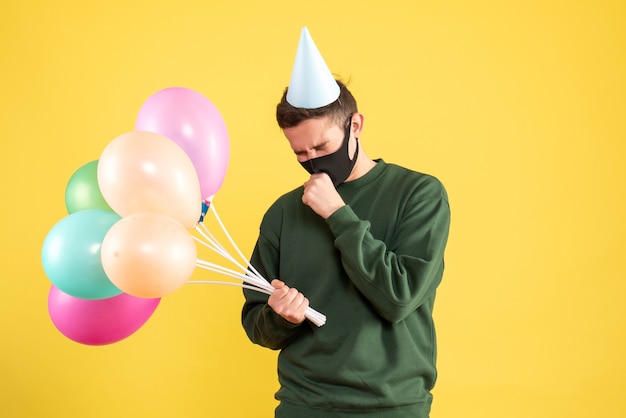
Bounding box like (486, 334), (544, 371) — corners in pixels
(268, 279), (309, 324)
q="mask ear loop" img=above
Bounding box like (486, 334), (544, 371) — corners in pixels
(344, 114), (353, 139)
(345, 115), (358, 161)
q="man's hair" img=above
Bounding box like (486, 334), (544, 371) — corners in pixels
(276, 80), (358, 129)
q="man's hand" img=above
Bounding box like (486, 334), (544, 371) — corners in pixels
(302, 173), (346, 219)
(268, 279), (309, 324)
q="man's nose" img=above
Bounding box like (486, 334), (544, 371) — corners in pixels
(302, 150), (318, 161)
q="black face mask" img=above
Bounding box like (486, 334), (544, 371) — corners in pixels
(299, 116), (359, 186)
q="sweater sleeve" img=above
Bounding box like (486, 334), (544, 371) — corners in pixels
(241, 216), (307, 350)
(326, 179), (451, 323)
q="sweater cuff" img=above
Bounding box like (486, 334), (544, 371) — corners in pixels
(326, 205), (361, 237)
(264, 304), (304, 330)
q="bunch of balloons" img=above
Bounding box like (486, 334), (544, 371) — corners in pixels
(41, 87), (230, 345)
(42, 87), (326, 346)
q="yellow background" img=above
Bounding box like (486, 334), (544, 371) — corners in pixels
(2, 0), (625, 417)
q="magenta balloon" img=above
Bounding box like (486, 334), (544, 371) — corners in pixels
(135, 87), (230, 200)
(47, 285), (160, 346)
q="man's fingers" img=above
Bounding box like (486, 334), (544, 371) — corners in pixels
(267, 283), (309, 324)
(271, 279), (285, 288)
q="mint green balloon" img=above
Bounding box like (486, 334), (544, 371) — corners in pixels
(65, 160), (113, 214)
(42, 209), (122, 300)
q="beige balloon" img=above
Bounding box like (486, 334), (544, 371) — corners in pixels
(97, 131), (201, 229)
(101, 212), (197, 298)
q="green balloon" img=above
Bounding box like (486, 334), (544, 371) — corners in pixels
(65, 160), (113, 214)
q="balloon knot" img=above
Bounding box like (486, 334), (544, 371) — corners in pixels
(199, 200), (211, 223)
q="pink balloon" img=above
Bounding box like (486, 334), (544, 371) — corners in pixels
(135, 87), (230, 200)
(48, 285), (160, 346)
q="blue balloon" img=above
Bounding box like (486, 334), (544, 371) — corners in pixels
(42, 209), (122, 300)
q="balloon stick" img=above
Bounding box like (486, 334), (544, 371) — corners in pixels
(189, 202), (326, 327)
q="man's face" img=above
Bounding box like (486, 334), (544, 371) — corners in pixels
(283, 115), (359, 186)
(283, 116), (354, 163)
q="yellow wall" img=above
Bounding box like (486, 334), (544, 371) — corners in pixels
(2, 0), (625, 417)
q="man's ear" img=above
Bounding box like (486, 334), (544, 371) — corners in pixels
(351, 112), (364, 139)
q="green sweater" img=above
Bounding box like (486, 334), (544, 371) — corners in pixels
(242, 160), (451, 417)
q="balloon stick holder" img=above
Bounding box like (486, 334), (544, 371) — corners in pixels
(189, 200), (326, 327)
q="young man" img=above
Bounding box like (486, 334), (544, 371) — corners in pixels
(242, 28), (450, 418)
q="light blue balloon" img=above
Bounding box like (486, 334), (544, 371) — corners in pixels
(42, 209), (122, 300)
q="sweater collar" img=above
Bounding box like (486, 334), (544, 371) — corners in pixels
(338, 159), (386, 192)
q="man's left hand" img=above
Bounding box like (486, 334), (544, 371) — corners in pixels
(302, 173), (346, 219)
